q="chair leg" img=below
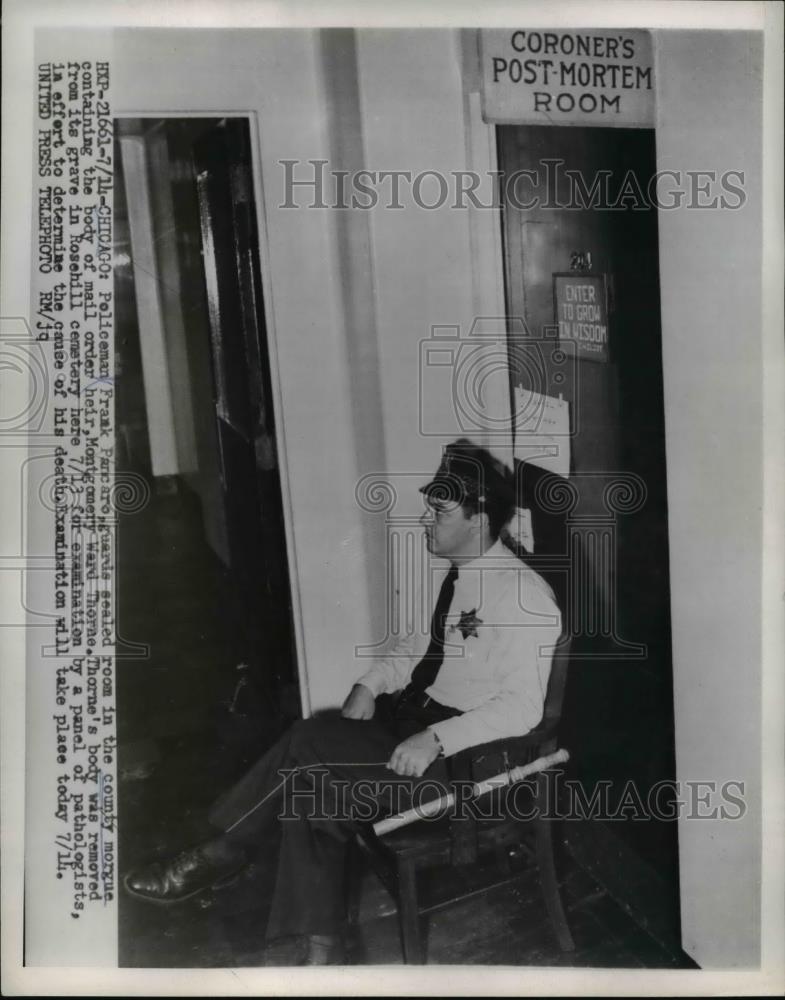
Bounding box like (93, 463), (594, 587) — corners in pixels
(396, 859), (426, 964)
(534, 814), (575, 952)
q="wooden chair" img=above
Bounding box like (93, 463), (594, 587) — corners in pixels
(350, 635), (574, 964)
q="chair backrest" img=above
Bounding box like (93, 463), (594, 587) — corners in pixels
(542, 633), (571, 728)
(501, 531), (572, 732)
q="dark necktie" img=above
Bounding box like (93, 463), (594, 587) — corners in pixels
(405, 564), (459, 696)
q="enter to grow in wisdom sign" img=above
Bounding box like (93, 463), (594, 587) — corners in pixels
(554, 273), (609, 362)
(480, 29), (654, 127)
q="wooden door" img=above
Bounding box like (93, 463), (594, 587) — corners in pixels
(498, 125), (677, 885)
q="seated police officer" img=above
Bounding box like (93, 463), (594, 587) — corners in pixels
(124, 439), (561, 964)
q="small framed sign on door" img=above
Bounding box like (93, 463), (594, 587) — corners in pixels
(553, 272), (610, 362)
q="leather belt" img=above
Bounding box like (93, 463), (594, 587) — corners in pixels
(396, 687), (463, 720)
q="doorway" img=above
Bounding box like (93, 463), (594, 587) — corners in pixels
(497, 124), (678, 932)
(114, 116), (299, 767)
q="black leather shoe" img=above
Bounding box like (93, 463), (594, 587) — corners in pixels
(123, 842), (247, 904)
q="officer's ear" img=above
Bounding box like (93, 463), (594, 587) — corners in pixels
(470, 504), (490, 536)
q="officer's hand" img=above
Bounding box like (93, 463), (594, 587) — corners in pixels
(388, 730), (441, 777)
(341, 683), (375, 720)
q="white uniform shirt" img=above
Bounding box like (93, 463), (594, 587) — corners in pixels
(357, 539), (562, 757)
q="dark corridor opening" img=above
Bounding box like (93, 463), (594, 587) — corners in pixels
(113, 117), (300, 963)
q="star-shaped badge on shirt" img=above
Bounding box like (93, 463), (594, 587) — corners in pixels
(451, 608), (483, 639)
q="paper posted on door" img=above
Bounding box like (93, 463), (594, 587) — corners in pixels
(513, 387), (571, 479)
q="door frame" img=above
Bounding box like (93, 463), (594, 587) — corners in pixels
(115, 109), (310, 716)
(487, 112), (683, 950)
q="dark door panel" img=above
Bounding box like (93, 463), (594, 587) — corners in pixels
(498, 125), (676, 887)
(193, 119), (298, 736)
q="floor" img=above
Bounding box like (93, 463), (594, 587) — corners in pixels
(117, 482), (691, 969)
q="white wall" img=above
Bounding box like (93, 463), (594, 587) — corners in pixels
(655, 29), (763, 968)
(355, 29), (510, 487)
(352, 29), (512, 652)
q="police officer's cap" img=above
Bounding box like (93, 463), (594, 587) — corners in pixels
(419, 438), (515, 508)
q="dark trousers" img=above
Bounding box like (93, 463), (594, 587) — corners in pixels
(208, 701), (453, 939)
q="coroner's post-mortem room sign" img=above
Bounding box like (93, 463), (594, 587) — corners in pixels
(553, 273), (609, 362)
(480, 29), (654, 127)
